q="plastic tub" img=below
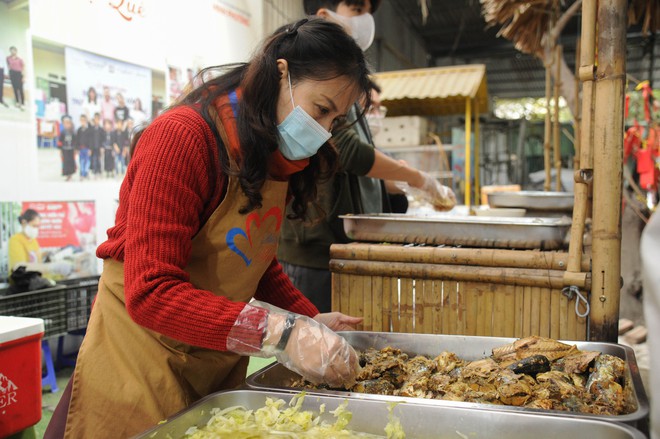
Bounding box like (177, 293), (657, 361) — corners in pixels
(0, 316), (45, 437)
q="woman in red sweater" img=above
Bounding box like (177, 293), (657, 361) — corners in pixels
(46, 18), (372, 438)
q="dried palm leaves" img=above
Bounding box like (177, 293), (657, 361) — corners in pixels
(628, 0), (660, 36)
(480, 0), (556, 56)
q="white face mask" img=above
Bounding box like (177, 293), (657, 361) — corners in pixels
(277, 72), (332, 160)
(326, 9), (375, 51)
(24, 224), (39, 240)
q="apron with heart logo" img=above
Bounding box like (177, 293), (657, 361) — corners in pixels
(61, 104), (289, 438)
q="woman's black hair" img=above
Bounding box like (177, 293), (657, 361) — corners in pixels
(368, 79), (382, 94)
(131, 18), (371, 219)
(19, 209), (40, 224)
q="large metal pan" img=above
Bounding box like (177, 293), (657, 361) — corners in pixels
(340, 214), (571, 249)
(134, 389), (646, 439)
(488, 191), (574, 212)
(246, 332), (649, 430)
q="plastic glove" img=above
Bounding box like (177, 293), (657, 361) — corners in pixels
(396, 172), (456, 211)
(313, 312), (363, 332)
(227, 301), (360, 388)
(48, 261), (73, 276)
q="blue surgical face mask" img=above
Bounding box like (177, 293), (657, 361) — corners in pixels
(277, 72), (332, 160)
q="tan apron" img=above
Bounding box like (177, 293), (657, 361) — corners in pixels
(63, 137), (288, 437)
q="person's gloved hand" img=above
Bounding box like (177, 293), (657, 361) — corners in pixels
(313, 312), (363, 332)
(226, 301), (361, 388)
(397, 172), (456, 211)
(48, 261), (73, 276)
(275, 314), (360, 387)
(417, 172), (456, 211)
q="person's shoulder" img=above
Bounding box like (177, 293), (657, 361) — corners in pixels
(149, 106), (213, 143)
(8, 233), (24, 245)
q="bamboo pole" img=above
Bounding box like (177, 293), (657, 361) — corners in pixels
(329, 259), (591, 290)
(474, 98), (481, 205)
(554, 45), (563, 191)
(573, 40), (582, 171)
(465, 98), (472, 207)
(330, 243), (591, 272)
(544, 59), (553, 191)
(590, 0), (626, 342)
(566, 0), (597, 278)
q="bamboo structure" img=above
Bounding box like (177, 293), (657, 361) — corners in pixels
(465, 98), (472, 207)
(474, 98), (481, 205)
(553, 45), (563, 191)
(566, 0), (596, 281)
(544, 60), (553, 192)
(328, 0), (627, 342)
(573, 40), (582, 171)
(590, 0), (626, 342)
(330, 244), (591, 272)
(330, 243), (588, 339)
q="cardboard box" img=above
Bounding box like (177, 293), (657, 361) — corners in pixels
(373, 116), (430, 148)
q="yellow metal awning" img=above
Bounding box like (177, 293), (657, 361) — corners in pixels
(373, 64), (488, 117)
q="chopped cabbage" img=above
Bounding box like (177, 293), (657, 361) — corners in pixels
(183, 393), (405, 438)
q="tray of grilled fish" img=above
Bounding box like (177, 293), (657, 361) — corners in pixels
(339, 214), (571, 249)
(246, 332), (648, 430)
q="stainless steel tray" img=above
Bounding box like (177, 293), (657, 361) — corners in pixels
(134, 389), (646, 439)
(488, 191), (574, 211)
(340, 214), (571, 249)
(246, 332), (649, 430)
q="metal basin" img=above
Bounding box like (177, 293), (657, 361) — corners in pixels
(134, 389), (646, 439)
(488, 191), (574, 212)
(340, 214), (571, 249)
(246, 332), (649, 430)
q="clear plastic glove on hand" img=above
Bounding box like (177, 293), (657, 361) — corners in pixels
(227, 301), (361, 388)
(396, 172), (456, 211)
(313, 312), (362, 332)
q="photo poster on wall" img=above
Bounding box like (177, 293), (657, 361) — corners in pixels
(65, 46), (152, 127)
(166, 61), (203, 107)
(36, 47), (153, 183)
(0, 200), (97, 287)
(0, 2), (31, 123)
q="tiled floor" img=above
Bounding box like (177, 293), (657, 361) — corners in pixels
(34, 357), (275, 437)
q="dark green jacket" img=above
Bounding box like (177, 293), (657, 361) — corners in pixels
(277, 106), (389, 269)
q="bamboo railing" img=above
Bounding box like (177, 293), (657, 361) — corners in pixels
(330, 244), (588, 339)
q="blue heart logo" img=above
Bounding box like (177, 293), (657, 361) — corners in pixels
(225, 227), (251, 266)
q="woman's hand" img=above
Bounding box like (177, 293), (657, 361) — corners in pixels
(313, 312), (363, 332)
(282, 317), (360, 387)
(227, 301), (362, 388)
(419, 172), (456, 211)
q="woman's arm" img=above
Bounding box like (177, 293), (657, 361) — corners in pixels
(366, 149), (425, 188)
(253, 258), (319, 318)
(332, 126), (425, 188)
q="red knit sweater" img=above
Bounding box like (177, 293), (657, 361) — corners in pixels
(97, 105), (319, 352)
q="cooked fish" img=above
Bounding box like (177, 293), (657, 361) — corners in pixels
(296, 338), (634, 416)
(552, 351), (600, 374)
(493, 336), (577, 366)
(507, 354), (551, 375)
